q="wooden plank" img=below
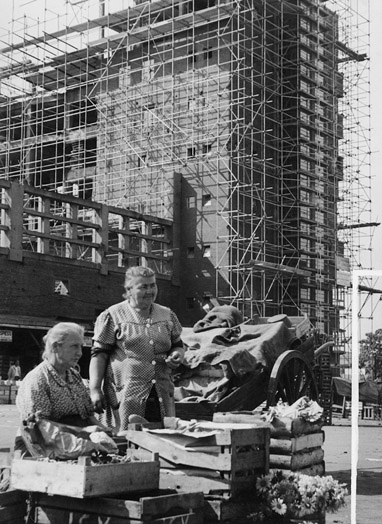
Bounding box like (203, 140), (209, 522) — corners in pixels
(213, 413), (268, 426)
(139, 492), (204, 517)
(125, 427), (268, 472)
(272, 462), (325, 477)
(204, 498), (259, 521)
(270, 432), (324, 453)
(125, 431), (232, 471)
(11, 458), (159, 498)
(227, 450), (268, 471)
(36, 507), (203, 524)
(270, 417), (324, 437)
(33, 491), (204, 520)
(160, 469), (232, 494)
(81, 460), (159, 497)
(216, 426), (269, 447)
(159, 468), (260, 497)
(270, 448), (324, 470)
(213, 413), (324, 437)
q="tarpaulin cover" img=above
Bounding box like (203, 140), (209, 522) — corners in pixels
(333, 377), (382, 404)
(175, 321), (296, 403)
(182, 321), (296, 371)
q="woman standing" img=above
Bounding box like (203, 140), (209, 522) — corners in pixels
(89, 266), (184, 431)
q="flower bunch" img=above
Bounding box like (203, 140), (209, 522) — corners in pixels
(250, 470), (348, 523)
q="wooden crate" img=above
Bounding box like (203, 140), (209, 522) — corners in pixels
(0, 490), (27, 524)
(11, 454), (160, 498)
(124, 424), (269, 473)
(32, 489), (204, 524)
(125, 424), (269, 498)
(159, 465), (256, 498)
(270, 445), (324, 471)
(213, 413), (325, 476)
(269, 429), (325, 474)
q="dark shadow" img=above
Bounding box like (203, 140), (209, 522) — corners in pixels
(328, 469), (382, 495)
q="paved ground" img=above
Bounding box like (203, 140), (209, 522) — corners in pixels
(1, 405), (381, 523)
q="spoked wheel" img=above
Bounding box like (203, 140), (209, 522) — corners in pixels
(266, 350), (318, 408)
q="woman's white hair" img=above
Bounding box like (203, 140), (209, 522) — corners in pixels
(42, 322), (84, 359)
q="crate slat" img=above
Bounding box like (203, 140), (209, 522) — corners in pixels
(270, 432), (324, 454)
(11, 457), (160, 498)
(125, 426), (269, 473)
(33, 490), (204, 524)
(270, 448), (324, 470)
(36, 508), (203, 524)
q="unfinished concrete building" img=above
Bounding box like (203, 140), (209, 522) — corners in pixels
(0, 0), (372, 378)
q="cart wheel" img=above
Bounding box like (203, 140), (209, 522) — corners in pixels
(266, 350), (318, 408)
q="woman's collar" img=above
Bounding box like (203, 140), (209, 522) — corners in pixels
(44, 360), (74, 385)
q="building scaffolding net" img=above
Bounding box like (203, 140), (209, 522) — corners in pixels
(0, 1), (373, 345)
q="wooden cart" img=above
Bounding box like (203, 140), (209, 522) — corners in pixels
(175, 320), (333, 419)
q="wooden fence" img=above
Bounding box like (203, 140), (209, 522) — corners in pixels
(0, 180), (173, 276)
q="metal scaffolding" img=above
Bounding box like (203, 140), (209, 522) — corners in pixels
(325, 0), (372, 374)
(0, 0), (373, 344)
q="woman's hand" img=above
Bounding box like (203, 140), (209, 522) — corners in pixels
(90, 387), (106, 414)
(165, 350), (182, 369)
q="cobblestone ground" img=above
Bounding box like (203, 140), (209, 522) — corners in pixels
(1, 405), (381, 523)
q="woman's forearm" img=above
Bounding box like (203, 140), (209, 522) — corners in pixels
(89, 352), (108, 391)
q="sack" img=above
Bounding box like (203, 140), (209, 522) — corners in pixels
(21, 414), (118, 460)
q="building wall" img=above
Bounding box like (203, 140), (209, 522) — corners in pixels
(0, 254), (178, 324)
(0, 0), (346, 333)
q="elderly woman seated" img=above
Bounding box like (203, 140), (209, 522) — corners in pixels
(15, 322), (108, 453)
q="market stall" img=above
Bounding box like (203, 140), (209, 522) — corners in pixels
(0, 313), (347, 524)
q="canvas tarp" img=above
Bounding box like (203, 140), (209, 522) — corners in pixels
(332, 377), (382, 404)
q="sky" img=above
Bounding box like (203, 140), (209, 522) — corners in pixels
(364, 1), (382, 331)
(0, 0), (381, 330)
(369, 2), (382, 268)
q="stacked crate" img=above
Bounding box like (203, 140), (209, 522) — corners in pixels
(269, 427), (325, 476)
(125, 422), (269, 499)
(125, 421), (270, 524)
(11, 453), (161, 498)
(31, 490), (205, 524)
(9, 451), (205, 524)
(214, 411), (325, 476)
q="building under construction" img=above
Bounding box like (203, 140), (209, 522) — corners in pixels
(0, 0), (372, 378)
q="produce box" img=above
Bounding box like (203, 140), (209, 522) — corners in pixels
(31, 489), (204, 524)
(124, 422), (269, 472)
(212, 412), (325, 475)
(125, 420), (269, 498)
(11, 454), (160, 498)
(0, 490), (27, 524)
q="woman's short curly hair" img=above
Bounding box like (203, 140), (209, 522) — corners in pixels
(123, 265), (156, 293)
